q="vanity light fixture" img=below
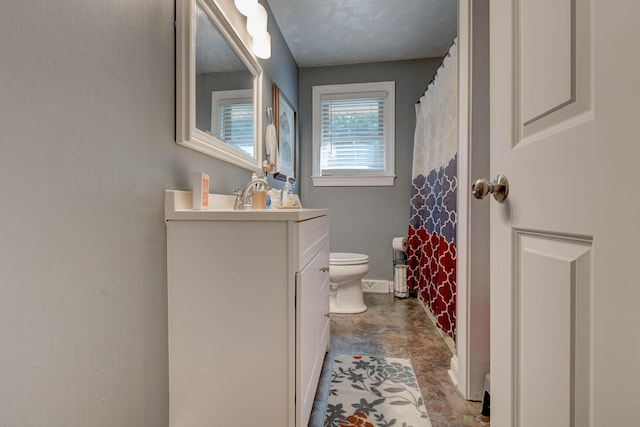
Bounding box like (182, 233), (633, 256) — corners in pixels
(234, 0), (258, 16)
(234, 0), (271, 59)
(252, 31), (271, 59)
(246, 3), (268, 38)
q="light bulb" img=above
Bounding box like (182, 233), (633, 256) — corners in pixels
(246, 3), (267, 39)
(252, 31), (271, 59)
(234, 0), (257, 16)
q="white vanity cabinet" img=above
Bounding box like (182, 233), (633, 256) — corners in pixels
(165, 191), (330, 427)
(296, 218), (330, 425)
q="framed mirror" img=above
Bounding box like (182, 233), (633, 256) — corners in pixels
(176, 0), (263, 171)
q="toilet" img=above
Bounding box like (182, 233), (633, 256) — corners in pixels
(329, 252), (370, 313)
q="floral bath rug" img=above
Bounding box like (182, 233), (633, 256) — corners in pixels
(324, 354), (432, 427)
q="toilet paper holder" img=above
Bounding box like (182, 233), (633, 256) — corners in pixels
(393, 249), (407, 267)
(392, 237), (409, 299)
(392, 236), (408, 267)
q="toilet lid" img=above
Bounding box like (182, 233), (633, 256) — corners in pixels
(330, 252), (369, 265)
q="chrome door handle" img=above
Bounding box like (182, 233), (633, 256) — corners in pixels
(472, 174), (509, 203)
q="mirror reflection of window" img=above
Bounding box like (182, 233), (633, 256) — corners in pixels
(195, 4), (254, 151)
(211, 90), (254, 157)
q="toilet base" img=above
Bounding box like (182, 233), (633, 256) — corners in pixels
(330, 305), (368, 314)
(330, 279), (367, 314)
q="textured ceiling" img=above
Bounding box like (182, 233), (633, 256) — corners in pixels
(266, 0), (458, 67)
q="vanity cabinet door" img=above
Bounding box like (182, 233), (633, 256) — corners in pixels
(296, 241), (330, 427)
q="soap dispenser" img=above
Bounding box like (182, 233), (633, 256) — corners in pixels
(283, 176), (292, 194)
(282, 177), (300, 207)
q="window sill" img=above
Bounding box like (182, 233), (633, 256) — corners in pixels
(311, 175), (396, 187)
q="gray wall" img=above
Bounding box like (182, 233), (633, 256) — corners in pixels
(299, 59), (443, 280)
(261, 0), (300, 187)
(0, 0), (297, 425)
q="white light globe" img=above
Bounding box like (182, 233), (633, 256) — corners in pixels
(234, 0), (258, 16)
(252, 31), (271, 59)
(246, 3), (268, 39)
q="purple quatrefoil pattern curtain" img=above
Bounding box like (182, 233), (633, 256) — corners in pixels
(407, 40), (458, 340)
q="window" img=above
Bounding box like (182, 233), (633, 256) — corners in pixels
(211, 89), (254, 157)
(312, 81), (395, 186)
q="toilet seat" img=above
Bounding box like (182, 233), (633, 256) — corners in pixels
(330, 252), (369, 265)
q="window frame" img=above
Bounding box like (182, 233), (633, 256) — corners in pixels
(312, 81), (396, 187)
(211, 89), (254, 157)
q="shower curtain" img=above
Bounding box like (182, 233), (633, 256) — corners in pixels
(408, 40), (458, 340)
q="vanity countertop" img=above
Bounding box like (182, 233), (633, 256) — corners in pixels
(165, 190), (328, 222)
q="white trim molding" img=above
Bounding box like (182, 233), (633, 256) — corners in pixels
(311, 81), (396, 187)
(448, 356), (460, 388)
(455, 0), (490, 402)
(361, 279), (392, 294)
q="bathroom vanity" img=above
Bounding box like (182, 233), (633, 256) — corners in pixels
(165, 190), (330, 426)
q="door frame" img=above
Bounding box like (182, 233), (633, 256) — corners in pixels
(450, 0), (491, 401)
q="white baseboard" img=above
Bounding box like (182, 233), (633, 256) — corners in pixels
(362, 279), (392, 293)
(448, 355), (459, 387)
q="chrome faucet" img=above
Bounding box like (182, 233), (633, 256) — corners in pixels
(234, 177), (270, 209)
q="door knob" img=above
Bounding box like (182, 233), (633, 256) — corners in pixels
(472, 174), (509, 203)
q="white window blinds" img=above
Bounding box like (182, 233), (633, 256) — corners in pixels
(320, 92), (387, 175)
(218, 101), (254, 157)
(312, 81), (395, 187)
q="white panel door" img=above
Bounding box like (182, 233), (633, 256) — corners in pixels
(489, 0), (640, 426)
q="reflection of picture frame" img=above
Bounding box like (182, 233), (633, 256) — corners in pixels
(273, 84), (296, 179)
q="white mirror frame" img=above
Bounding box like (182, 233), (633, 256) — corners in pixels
(176, 0), (263, 172)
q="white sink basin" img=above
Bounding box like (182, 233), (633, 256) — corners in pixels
(164, 190), (327, 222)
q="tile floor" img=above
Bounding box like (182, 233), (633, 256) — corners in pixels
(308, 293), (489, 427)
